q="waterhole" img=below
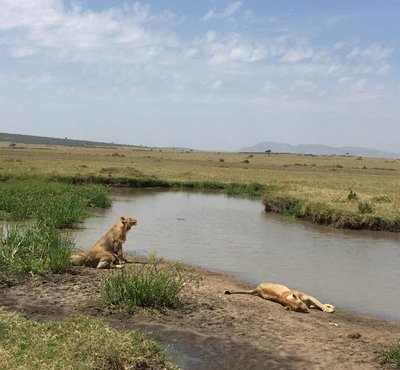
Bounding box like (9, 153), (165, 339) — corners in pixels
(74, 189), (400, 321)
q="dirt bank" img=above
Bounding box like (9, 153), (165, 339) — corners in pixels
(0, 257), (398, 370)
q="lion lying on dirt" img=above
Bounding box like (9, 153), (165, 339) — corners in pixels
(225, 282), (335, 313)
(71, 216), (137, 269)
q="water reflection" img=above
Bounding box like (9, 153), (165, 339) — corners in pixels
(74, 189), (400, 321)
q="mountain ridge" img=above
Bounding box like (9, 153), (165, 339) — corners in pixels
(239, 141), (399, 158)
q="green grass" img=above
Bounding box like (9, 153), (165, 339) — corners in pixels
(0, 223), (73, 282)
(0, 179), (112, 281)
(262, 193), (400, 231)
(99, 256), (196, 312)
(0, 179), (111, 228)
(381, 338), (400, 367)
(0, 311), (178, 370)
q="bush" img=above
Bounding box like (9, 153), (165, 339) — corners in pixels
(225, 182), (265, 198)
(0, 224), (73, 281)
(100, 255), (196, 312)
(219, 158), (225, 162)
(347, 190), (358, 200)
(381, 338), (400, 367)
(358, 202), (374, 214)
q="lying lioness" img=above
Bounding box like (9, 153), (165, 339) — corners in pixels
(71, 216), (137, 269)
(225, 282), (335, 313)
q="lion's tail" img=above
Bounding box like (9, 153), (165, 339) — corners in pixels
(70, 252), (92, 266)
(224, 289), (258, 295)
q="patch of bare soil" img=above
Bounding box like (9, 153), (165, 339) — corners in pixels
(1, 257), (399, 370)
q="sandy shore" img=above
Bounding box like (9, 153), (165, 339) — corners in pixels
(0, 256), (399, 370)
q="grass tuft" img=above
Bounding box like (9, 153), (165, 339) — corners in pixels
(99, 255), (196, 312)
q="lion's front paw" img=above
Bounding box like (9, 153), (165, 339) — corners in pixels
(323, 304), (335, 313)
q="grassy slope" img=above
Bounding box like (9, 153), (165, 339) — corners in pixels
(1, 142), (399, 230)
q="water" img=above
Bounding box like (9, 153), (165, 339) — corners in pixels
(74, 189), (400, 321)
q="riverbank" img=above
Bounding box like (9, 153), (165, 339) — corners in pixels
(1, 255), (399, 370)
(1, 142), (399, 232)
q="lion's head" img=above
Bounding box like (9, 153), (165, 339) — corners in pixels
(284, 292), (309, 313)
(120, 216), (137, 231)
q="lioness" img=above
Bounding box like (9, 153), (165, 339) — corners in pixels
(225, 282), (335, 313)
(71, 216), (137, 269)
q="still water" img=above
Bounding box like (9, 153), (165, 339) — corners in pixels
(74, 189), (400, 321)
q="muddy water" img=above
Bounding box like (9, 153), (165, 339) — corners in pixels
(74, 189), (400, 321)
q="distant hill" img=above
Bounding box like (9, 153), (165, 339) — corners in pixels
(0, 132), (141, 149)
(239, 141), (400, 158)
(0, 132), (194, 152)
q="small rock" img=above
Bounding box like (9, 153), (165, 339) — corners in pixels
(348, 333), (361, 339)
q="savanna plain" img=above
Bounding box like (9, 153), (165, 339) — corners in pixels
(0, 141), (399, 369)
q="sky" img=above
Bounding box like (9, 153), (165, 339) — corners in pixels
(0, 0), (399, 152)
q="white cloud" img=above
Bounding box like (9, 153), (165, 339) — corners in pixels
(0, 0), (61, 30)
(281, 47), (314, 63)
(203, 1), (242, 21)
(290, 79), (317, 92)
(346, 43), (393, 61)
(351, 78), (367, 90)
(0, 1), (395, 106)
(11, 46), (37, 58)
(211, 80), (222, 90)
(0, 0), (178, 64)
(196, 32), (266, 65)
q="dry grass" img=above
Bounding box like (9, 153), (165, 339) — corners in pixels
(1, 141), (399, 228)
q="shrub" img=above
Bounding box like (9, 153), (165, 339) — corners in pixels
(358, 202), (374, 214)
(100, 255), (196, 312)
(225, 182), (265, 198)
(381, 338), (400, 367)
(347, 190), (358, 200)
(241, 159), (250, 164)
(219, 158), (225, 162)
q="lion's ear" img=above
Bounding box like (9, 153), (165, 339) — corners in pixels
(120, 216), (127, 223)
(292, 293), (298, 300)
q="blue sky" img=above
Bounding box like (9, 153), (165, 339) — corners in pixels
(0, 1), (399, 152)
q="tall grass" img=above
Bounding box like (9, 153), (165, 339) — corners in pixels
(0, 311), (178, 370)
(0, 179), (110, 228)
(0, 223), (73, 281)
(0, 179), (112, 281)
(99, 256), (195, 312)
(262, 194), (400, 231)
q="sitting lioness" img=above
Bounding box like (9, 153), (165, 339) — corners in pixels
(71, 216), (137, 269)
(225, 282), (335, 313)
